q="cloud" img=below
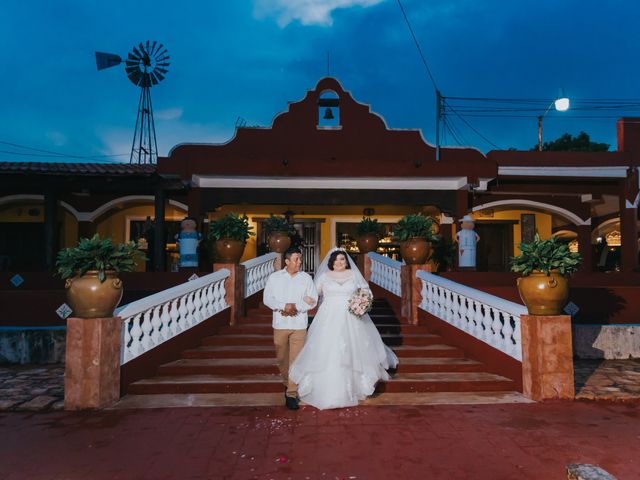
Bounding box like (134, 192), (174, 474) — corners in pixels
(156, 107), (184, 121)
(253, 0), (384, 27)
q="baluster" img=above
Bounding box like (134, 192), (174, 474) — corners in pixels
(490, 307), (503, 350)
(482, 304), (493, 342)
(445, 289), (454, 323)
(178, 294), (189, 329)
(186, 292), (196, 327)
(436, 286), (444, 319)
(141, 309), (153, 351)
(511, 315), (522, 360)
(193, 288), (203, 323)
(420, 280), (427, 311)
(500, 309), (514, 356)
(214, 281), (224, 311)
(450, 292), (460, 326)
(457, 294), (467, 329)
(123, 318), (134, 362)
(160, 303), (172, 341)
(427, 282), (436, 313)
(149, 305), (161, 345)
(205, 284), (215, 316)
(170, 298), (180, 335)
(473, 300), (484, 338)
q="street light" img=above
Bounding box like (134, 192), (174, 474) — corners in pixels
(538, 90), (570, 151)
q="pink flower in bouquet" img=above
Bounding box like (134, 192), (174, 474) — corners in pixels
(347, 288), (373, 318)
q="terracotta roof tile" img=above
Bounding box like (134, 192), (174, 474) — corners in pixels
(0, 162), (157, 175)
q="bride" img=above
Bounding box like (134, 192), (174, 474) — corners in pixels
(289, 248), (399, 410)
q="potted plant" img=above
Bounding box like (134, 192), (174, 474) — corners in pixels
(393, 214), (437, 264)
(355, 217), (383, 253)
(511, 233), (581, 315)
(263, 215), (295, 253)
(431, 236), (457, 272)
(209, 213), (255, 263)
(56, 234), (144, 318)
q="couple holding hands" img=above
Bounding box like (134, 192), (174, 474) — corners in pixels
(263, 247), (398, 410)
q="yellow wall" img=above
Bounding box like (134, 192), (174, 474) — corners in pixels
(213, 204), (422, 261)
(473, 209), (552, 255)
(95, 204), (186, 242)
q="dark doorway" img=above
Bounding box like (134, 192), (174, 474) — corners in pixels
(0, 222), (47, 271)
(475, 222), (515, 271)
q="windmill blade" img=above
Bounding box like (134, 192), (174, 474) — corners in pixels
(149, 40), (158, 56)
(154, 68), (168, 76)
(132, 45), (143, 59)
(155, 62), (170, 69)
(95, 52), (122, 70)
(149, 71), (159, 85)
(153, 71), (166, 82)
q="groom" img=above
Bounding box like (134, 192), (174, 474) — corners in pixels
(263, 247), (318, 410)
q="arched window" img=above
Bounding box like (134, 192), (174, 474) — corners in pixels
(318, 90), (340, 128)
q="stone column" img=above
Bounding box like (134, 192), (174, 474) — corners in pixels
(214, 263), (246, 324)
(153, 187), (166, 272)
(576, 224), (592, 273)
(401, 264), (431, 325)
(520, 314), (574, 401)
(363, 254), (372, 281)
(44, 190), (58, 271)
(64, 316), (121, 410)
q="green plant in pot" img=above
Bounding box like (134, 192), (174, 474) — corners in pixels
(393, 214), (437, 264)
(355, 217), (383, 253)
(263, 215), (295, 254)
(511, 233), (581, 315)
(431, 236), (457, 272)
(56, 234), (144, 318)
(209, 213), (255, 263)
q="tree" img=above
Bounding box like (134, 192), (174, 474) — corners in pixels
(531, 131), (609, 152)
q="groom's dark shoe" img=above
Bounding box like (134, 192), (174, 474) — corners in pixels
(285, 395), (299, 410)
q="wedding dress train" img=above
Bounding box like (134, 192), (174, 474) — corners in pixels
(289, 272), (399, 410)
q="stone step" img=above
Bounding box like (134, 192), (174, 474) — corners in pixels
(182, 346), (276, 359)
(127, 371), (514, 395)
(200, 332), (442, 347)
(379, 372), (516, 393)
(217, 323), (431, 335)
(202, 335), (273, 346)
(113, 391), (533, 409)
(158, 357), (483, 376)
(391, 345), (465, 358)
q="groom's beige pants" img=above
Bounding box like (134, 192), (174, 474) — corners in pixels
(273, 328), (306, 398)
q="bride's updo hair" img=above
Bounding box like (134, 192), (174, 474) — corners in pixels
(327, 250), (351, 271)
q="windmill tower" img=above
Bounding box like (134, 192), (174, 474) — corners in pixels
(95, 41), (170, 164)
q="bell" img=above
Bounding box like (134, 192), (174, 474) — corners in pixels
(323, 107), (334, 120)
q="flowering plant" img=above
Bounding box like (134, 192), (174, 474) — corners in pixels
(347, 288), (373, 318)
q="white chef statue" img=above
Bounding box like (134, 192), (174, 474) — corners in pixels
(456, 215), (480, 268)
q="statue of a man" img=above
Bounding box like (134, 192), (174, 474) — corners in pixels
(456, 215), (480, 268)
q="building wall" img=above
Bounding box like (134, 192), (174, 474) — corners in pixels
(473, 209), (553, 255)
(0, 202), (78, 248)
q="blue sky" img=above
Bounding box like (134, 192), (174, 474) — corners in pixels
(0, 0), (639, 161)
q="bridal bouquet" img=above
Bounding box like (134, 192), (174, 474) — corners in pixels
(347, 288), (373, 318)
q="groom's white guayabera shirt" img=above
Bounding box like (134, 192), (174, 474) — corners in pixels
(263, 269), (318, 330)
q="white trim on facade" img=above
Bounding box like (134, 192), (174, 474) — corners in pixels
(471, 199), (590, 226)
(498, 166), (629, 178)
(193, 175), (470, 190)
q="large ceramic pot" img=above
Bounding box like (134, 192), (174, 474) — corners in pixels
(356, 233), (379, 254)
(267, 231), (291, 254)
(516, 270), (569, 315)
(65, 270), (123, 318)
(214, 238), (246, 263)
(400, 237), (432, 265)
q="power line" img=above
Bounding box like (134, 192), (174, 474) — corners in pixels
(396, 0), (439, 93)
(0, 140), (128, 161)
(444, 100), (502, 149)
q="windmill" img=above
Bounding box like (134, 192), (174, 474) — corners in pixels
(95, 41), (170, 164)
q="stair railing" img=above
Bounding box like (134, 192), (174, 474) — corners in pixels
(417, 270), (526, 361)
(368, 252), (402, 296)
(242, 252), (279, 298)
(116, 269), (230, 364)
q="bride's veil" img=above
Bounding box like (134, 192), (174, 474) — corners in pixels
(314, 247), (369, 290)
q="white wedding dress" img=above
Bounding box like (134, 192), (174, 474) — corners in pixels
(289, 270), (399, 410)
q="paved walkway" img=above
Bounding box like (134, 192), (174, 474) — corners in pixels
(1, 402), (637, 479)
(1, 359), (639, 411)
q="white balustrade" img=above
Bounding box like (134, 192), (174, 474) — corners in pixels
(242, 252), (278, 298)
(417, 270), (526, 361)
(116, 269), (230, 364)
(368, 252), (402, 297)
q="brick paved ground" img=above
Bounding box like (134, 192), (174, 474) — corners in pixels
(1, 402), (638, 479)
(575, 359), (640, 401)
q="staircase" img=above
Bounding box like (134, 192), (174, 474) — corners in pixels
(118, 299), (530, 408)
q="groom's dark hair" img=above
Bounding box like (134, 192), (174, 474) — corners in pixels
(328, 250), (351, 271)
(284, 247), (302, 262)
